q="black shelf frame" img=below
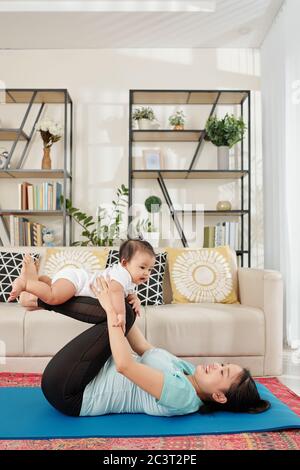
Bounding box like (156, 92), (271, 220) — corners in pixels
(128, 89), (251, 267)
(0, 88), (73, 246)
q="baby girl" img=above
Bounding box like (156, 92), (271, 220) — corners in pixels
(9, 239), (156, 332)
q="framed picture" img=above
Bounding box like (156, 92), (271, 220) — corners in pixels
(143, 149), (163, 170)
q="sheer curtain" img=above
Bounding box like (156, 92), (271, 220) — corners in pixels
(261, 0), (300, 354)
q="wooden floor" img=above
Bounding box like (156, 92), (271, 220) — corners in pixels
(278, 348), (300, 396)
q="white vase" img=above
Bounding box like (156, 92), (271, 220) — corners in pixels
(138, 119), (153, 130)
(143, 231), (160, 248)
(217, 146), (230, 170)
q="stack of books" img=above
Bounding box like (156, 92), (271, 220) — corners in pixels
(203, 222), (240, 250)
(19, 182), (62, 211)
(9, 217), (45, 246)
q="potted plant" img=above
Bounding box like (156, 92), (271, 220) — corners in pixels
(61, 184), (128, 246)
(35, 117), (63, 170)
(140, 195), (162, 247)
(205, 113), (246, 170)
(168, 110), (185, 130)
(132, 106), (156, 130)
(135, 217), (161, 248)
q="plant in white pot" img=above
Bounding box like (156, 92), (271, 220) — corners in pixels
(205, 113), (246, 170)
(136, 195), (162, 247)
(132, 106), (156, 130)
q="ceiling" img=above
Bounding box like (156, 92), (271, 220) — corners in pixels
(0, 0), (284, 49)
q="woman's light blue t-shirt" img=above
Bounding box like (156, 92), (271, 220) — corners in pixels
(80, 348), (202, 417)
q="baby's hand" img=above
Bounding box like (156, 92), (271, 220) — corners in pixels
(127, 294), (141, 317)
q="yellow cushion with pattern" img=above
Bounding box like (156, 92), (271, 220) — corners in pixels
(41, 247), (109, 278)
(166, 245), (239, 304)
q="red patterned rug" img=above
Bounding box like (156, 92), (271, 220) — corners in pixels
(0, 374), (299, 450)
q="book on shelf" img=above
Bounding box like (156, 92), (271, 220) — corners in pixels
(8, 215), (45, 247)
(203, 222), (240, 251)
(0, 215), (10, 246)
(18, 181), (62, 211)
(27, 184), (34, 211)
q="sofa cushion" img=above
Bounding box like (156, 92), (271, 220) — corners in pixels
(144, 303), (264, 357)
(166, 246), (239, 304)
(42, 247), (109, 278)
(0, 251), (40, 302)
(24, 306), (146, 356)
(106, 249), (167, 306)
(0, 303), (25, 355)
(24, 309), (91, 356)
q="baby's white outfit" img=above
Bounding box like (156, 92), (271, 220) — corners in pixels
(51, 262), (137, 298)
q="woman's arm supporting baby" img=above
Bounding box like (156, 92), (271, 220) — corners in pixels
(91, 276), (164, 400)
(105, 279), (127, 333)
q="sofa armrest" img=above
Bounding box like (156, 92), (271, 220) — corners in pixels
(238, 268), (283, 375)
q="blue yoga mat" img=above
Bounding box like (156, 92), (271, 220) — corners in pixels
(0, 383), (299, 439)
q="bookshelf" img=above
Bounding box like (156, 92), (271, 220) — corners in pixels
(0, 89), (73, 246)
(128, 89), (251, 267)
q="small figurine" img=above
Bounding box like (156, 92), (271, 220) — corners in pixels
(42, 228), (55, 247)
(0, 148), (9, 169)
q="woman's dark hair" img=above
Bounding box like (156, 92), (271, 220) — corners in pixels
(198, 368), (271, 415)
(119, 238), (156, 263)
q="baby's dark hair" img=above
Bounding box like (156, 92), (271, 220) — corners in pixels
(199, 368), (271, 415)
(119, 238), (156, 263)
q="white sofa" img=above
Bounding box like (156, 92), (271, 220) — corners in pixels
(0, 247), (283, 376)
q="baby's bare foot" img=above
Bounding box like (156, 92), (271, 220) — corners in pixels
(19, 291), (39, 310)
(21, 254), (39, 281)
(8, 255), (38, 302)
(8, 277), (26, 302)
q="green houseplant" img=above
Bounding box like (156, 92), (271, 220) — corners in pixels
(168, 110), (185, 130)
(141, 195), (162, 247)
(135, 218), (155, 235)
(61, 184), (128, 246)
(205, 113), (246, 170)
(132, 106), (156, 130)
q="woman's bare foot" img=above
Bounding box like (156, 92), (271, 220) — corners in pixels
(19, 291), (39, 310)
(8, 255), (38, 302)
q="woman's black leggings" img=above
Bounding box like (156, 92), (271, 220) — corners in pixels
(38, 296), (136, 417)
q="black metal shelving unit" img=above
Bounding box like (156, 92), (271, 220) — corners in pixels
(128, 89), (251, 267)
(0, 88), (73, 245)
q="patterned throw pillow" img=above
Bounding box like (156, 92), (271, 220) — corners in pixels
(106, 249), (167, 306)
(0, 251), (40, 303)
(42, 248), (109, 278)
(166, 245), (239, 304)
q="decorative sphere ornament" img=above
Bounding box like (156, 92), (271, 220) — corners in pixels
(216, 201), (232, 211)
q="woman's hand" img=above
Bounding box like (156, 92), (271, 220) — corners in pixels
(90, 276), (126, 333)
(90, 275), (114, 312)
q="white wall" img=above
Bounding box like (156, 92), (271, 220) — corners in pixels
(0, 48), (263, 266)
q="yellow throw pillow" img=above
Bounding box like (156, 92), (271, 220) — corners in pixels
(41, 247), (109, 278)
(166, 246), (239, 304)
